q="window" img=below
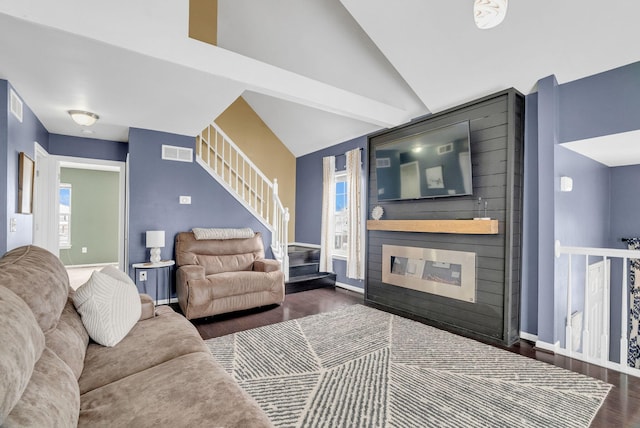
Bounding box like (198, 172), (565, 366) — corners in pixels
(334, 172), (348, 257)
(59, 184), (72, 249)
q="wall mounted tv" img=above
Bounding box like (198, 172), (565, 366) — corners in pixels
(374, 121), (472, 201)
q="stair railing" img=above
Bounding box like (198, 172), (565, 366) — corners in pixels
(196, 122), (289, 279)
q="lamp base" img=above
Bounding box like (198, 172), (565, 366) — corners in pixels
(150, 247), (161, 264)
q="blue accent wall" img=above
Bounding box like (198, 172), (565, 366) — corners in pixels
(535, 75), (559, 344)
(4, 83), (49, 252)
(554, 146), (610, 348)
(295, 135), (368, 289)
(49, 134), (128, 162)
(521, 92), (539, 336)
(127, 128), (273, 301)
(610, 165), (640, 244)
(559, 62), (640, 143)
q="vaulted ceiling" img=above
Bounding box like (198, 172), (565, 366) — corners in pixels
(0, 1), (638, 157)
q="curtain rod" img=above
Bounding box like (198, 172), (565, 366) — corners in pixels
(334, 147), (364, 158)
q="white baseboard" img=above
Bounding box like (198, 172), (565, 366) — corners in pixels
(535, 339), (560, 354)
(335, 282), (364, 294)
(65, 262), (118, 269)
(536, 339), (640, 378)
(519, 332), (538, 342)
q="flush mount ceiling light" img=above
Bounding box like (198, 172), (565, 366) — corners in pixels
(474, 0), (508, 30)
(68, 110), (99, 126)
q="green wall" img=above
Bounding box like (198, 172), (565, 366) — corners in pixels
(59, 168), (119, 266)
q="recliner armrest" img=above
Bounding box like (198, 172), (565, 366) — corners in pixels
(254, 259), (281, 273)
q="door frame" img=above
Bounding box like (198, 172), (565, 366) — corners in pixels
(51, 155), (127, 271)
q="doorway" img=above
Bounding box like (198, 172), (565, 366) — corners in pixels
(32, 148), (127, 284)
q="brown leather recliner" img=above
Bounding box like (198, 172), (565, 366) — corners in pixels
(175, 231), (285, 320)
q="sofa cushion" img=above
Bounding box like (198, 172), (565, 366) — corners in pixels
(78, 307), (210, 394)
(0, 245), (69, 333)
(79, 352), (273, 428)
(73, 270), (141, 347)
(5, 347), (80, 427)
(45, 296), (90, 380)
(0, 285), (45, 423)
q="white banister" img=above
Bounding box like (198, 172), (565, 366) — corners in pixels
(555, 241), (640, 376)
(582, 254), (590, 359)
(196, 121), (290, 277)
(622, 257), (629, 369)
(566, 253), (573, 357)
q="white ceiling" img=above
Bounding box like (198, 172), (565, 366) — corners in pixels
(0, 0), (639, 158)
(562, 130), (640, 167)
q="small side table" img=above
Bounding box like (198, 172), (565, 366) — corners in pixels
(132, 260), (175, 306)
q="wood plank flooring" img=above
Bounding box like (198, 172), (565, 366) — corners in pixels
(179, 287), (640, 427)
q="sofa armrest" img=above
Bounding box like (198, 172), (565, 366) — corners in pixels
(254, 259), (281, 273)
(139, 294), (155, 320)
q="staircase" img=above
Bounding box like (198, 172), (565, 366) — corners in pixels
(286, 244), (336, 294)
(195, 122), (289, 278)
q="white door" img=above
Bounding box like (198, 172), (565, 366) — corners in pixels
(400, 162), (420, 199)
(586, 260), (609, 360)
(32, 143), (59, 254)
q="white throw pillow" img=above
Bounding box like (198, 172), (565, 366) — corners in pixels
(100, 265), (136, 286)
(73, 270), (141, 347)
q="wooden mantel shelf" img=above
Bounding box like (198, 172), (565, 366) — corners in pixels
(366, 219), (498, 235)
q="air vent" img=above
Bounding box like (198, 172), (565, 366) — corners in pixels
(437, 143), (453, 155)
(9, 89), (23, 123)
(376, 158), (391, 168)
(162, 145), (193, 163)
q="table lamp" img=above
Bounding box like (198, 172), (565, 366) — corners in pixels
(146, 230), (165, 264)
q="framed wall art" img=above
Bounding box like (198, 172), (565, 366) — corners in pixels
(18, 152), (34, 214)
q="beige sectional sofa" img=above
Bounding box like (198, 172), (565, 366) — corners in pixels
(0, 245), (272, 427)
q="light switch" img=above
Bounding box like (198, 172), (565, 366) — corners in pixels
(9, 218), (17, 232)
(179, 195), (191, 204)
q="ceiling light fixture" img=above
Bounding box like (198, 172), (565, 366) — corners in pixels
(68, 110), (99, 126)
(474, 0), (508, 30)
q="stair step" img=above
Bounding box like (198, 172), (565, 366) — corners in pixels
(288, 245), (320, 265)
(289, 263), (319, 277)
(285, 272), (336, 294)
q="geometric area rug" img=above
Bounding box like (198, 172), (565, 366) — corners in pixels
(205, 305), (611, 428)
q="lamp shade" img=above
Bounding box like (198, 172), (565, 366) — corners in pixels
(146, 230), (165, 248)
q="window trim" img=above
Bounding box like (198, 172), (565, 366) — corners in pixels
(59, 183), (72, 250)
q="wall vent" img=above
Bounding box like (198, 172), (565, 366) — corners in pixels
(437, 143), (453, 155)
(10, 89), (23, 123)
(376, 158), (391, 168)
(162, 145), (193, 163)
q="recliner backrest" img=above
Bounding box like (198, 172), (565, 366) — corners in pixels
(175, 232), (265, 275)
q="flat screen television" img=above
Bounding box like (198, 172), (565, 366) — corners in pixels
(374, 121), (472, 201)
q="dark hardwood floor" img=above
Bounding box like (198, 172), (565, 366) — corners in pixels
(176, 288), (640, 427)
